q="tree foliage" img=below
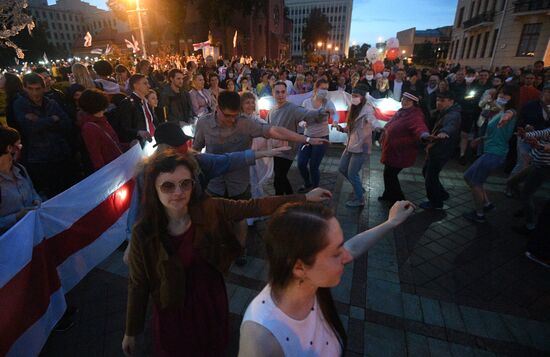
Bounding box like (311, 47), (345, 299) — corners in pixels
(302, 8), (332, 54)
(413, 42), (437, 66)
(0, 23), (60, 67)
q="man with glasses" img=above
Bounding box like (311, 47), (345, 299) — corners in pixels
(193, 90), (327, 265)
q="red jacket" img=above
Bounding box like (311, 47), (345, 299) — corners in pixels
(381, 106), (429, 168)
(80, 113), (123, 170)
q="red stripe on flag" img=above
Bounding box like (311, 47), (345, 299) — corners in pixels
(0, 180), (134, 355)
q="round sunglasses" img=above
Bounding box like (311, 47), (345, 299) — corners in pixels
(158, 178), (195, 194)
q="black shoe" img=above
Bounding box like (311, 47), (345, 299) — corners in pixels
(511, 225), (534, 236)
(297, 185), (312, 193)
(419, 201), (444, 211)
(462, 211), (487, 224)
(458, 156), (467, 165)
(235, 255), (248, 267)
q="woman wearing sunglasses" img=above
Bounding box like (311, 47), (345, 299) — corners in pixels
(122, 150), (331, 356)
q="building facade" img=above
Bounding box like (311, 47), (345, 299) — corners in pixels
(285, 0), (353, 58)
(28, 0), (128, 55)
(447, 0), (550, 68)
(397, 26), (452, 65)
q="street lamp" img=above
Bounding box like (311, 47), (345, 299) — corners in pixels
(335, 46), (339, 52)
(126, 0), (147, 58)
(317, 41), (323, 48)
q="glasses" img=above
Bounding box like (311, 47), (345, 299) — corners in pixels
(159, 178), (195, 194)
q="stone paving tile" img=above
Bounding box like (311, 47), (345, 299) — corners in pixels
(364, 321), (406, 357)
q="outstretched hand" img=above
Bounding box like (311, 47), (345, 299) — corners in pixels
(261, 146), (291, 158)
(305, 188), (332, 202)
(387, 201), (416, 227)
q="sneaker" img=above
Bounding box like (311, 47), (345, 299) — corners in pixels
(297, 185), (313, 193)
(235, 255), (248, 267)
(462, 211), (487, 224)
(525, 252), (550, 269)
(419, 201), (444, 211)
(511, 225), (534, 236)
(483, 203), (496, 212)
(345, 199), (365, 208)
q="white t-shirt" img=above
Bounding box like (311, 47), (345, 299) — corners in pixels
(392, 81), (403, 101)
(241, 284), (342, 357)
(301, 97), (337, 137)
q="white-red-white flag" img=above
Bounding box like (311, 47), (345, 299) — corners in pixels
(125, 35), (140, 53)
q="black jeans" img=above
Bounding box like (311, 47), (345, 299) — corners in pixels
(274, 157), (294, 195)
(382, 165), (405, 202)
(422, 155), (448, 208)
(527, 199), (550, 259)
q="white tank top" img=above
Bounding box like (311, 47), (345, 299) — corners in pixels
(242, 285), (342, 356)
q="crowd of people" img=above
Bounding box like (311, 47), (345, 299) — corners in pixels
(0, 53), (549, 355)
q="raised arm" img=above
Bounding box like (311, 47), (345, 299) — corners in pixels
(344, 201), (415, 260)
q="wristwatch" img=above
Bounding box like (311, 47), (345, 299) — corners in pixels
(306, 136), (311, 143)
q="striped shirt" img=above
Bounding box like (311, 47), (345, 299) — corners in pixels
(526, 128), (550, 166)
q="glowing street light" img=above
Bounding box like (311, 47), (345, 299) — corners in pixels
(317, 41), (323, 48)
(327, 43), (332, 50)
(352, 40), (357, 46)
(402, 50), (406, 54)
(335, 46), (339, 51)
(378, 36), (383, 43)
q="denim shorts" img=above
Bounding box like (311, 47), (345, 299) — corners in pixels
(464, 153), (505, 186)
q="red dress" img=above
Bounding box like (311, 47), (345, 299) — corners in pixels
(152, 225), (229, 356)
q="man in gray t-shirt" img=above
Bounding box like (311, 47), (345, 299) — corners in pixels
(193, 91), (327, 198)
(267, 81), (329, 195)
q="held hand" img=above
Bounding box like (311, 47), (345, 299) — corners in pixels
(137, 130), (152, 141)
(543, 144), (550, 153)
(51, 115), (60, 122)
(525, 137), (539, 148)
(305, 188), (332, 202)
(515, 127), (526, 139)
(260, 146), (291, 158)
(387, 201), (416, 227)
(436, 132), (449, 140)
(25, 113), (38, 121)
(122, 335), (136, 356)
(309, 137), (330, 145)
(525, 125), (534, 132)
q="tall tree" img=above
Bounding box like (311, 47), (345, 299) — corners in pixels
(302, 8), (332, 54)
(0, 23), (60, 67)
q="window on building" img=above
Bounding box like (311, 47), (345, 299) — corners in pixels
(60, 33), (65, 40)
(480, 31), (490, 57)
(516, 23), (541, 57)
(490, 29), (499, 56)
(473, 33), (481, 58)
(62, 14), (66, 21)
(457, 7), (465, 26)
(469, 2), (476, 18)
(449, 41), (454, 59)
(71, 24), (74, 31)
(54, 33), (58, 39)
(467, 36), (474, 58)
(56, 13), (60, 20)
(460, 38), (467, 59)
(65, 24), (68, 31)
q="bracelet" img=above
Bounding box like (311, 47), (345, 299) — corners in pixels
(306, 136), (311, 143)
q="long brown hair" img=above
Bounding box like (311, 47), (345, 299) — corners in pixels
(265, 202), (347, 350)
(346, 96), (366, 134)
(133, 150), (201, 250)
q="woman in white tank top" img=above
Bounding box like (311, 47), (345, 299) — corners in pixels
(239, 201), (415, 356)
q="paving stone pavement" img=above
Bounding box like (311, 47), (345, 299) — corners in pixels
(40, 145), (550, 357)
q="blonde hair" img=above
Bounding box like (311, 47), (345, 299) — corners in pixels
(71, 63), (95, 89)
(377, 78), (389, 91)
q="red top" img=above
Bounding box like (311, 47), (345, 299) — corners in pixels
(79, 113), (123, 170)
(381, 106), (429, 168)
(152, 225), (229, 356)
(519, 86), (541, 110)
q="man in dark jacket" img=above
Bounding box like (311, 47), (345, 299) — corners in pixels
(113, 74), (158, 145)
(420, 91), (462, 210)
(13, 73), (73, 197)
(34, 67), (66, 110)
(389, 68), (411, 101)
(158, 69), (194, 124)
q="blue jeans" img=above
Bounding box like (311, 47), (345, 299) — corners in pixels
(297, 137), (328, 187)
(338, 146), (368, 200)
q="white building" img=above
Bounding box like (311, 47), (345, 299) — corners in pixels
(28, 0), (128, 55)
(285, 0), (353, 58)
